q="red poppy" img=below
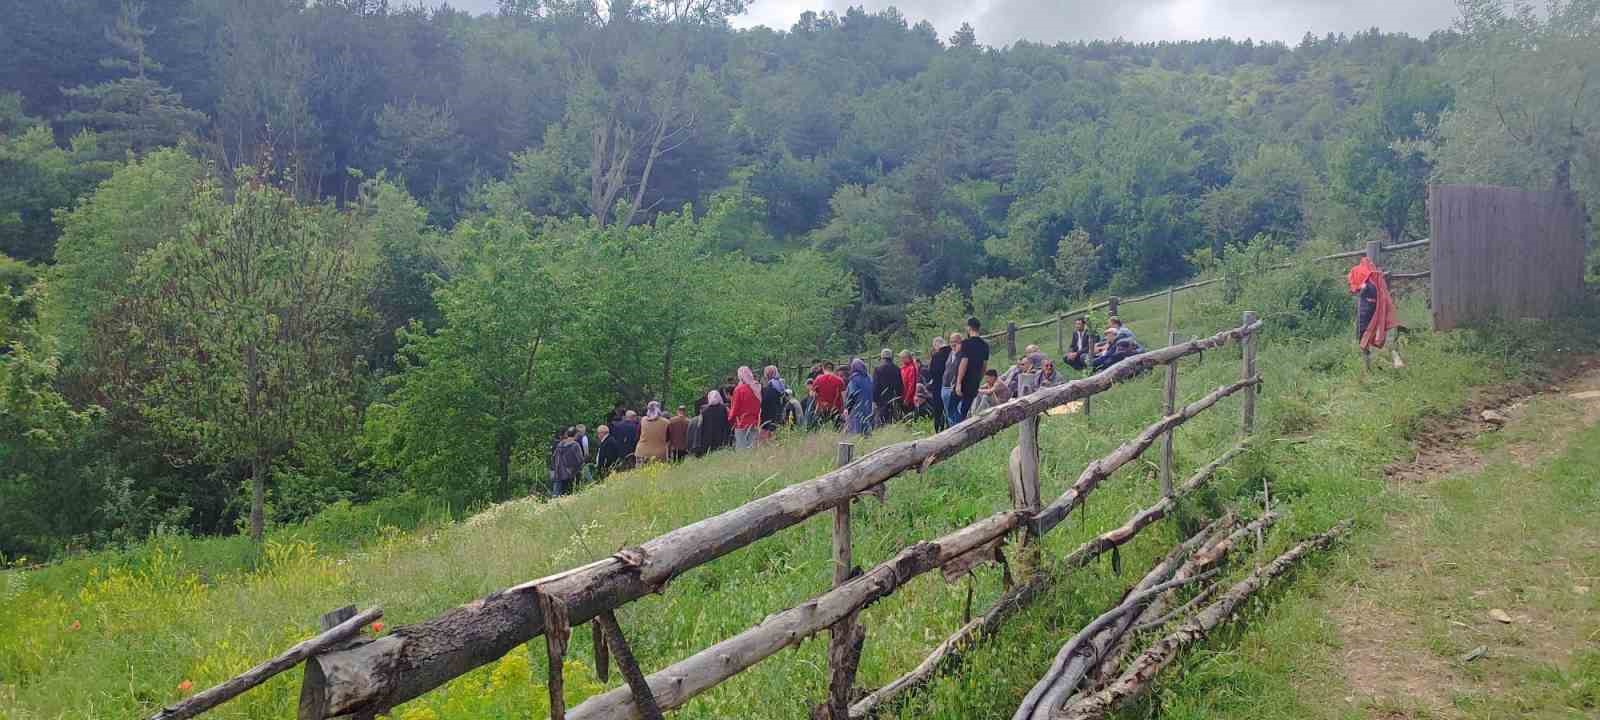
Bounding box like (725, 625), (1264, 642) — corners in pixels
(178, 680), (194, 694)
(370, 621), (385, 634)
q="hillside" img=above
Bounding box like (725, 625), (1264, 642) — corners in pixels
(7, 269), (1597, 719)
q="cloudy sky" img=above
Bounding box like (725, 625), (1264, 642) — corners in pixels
(447, 0), (1460, 45)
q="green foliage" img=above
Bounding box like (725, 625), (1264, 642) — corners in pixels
(1329, 64), (1453, 242)
(128, 169), (374, 541)
(0, 97), (114, 262)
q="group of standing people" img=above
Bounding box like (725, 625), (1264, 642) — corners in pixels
(547, 314), (1150, 497)
(545, 365), (810, 496)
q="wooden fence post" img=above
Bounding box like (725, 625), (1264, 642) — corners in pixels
(1107, 296), (1120, 318)
(1164, 287), (1176, 339)
(822, 442), (861, 720)
(1056, 314), (1066, 357)
(1006, 322), (1018, 362)
(1012, 414), (1043, 576)
(1160, 331), (1178, 498)
(1241, 311), (1258, 436)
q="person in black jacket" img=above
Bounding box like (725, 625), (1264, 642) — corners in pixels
(926, 336), (952, 431)
(1064, 317), (1094, 371)
(872, 349), (903, 426)
(697, 390), (734, 455)
(759, 365), (786, 443)
(594, 424), (626, 478)
(549, 427), (585, 497)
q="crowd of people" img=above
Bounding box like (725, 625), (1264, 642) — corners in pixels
(544, 315), (1143, 496)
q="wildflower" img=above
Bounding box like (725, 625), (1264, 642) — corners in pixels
(371, 621), (385, 633)
(68, 620), (81, 631)
(178, 680), (194, 694)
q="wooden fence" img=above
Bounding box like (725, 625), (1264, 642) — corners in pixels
(1427, 184), (1587, 330)
(149, 315), (1267, 720)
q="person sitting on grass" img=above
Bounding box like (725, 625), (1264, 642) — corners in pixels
(1093, 328), (1145, 372)
(972, 368), (1011, 415)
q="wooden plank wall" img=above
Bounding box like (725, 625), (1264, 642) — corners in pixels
(1428, 183), (1587, 330)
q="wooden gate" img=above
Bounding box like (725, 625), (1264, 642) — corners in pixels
(1428, 183), (1588, 330)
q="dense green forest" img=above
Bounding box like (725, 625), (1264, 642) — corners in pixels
(1, 0), (1595, 558)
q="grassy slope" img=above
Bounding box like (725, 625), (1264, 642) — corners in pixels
(0, 285), (1582, 720)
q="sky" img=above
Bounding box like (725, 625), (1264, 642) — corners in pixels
(445, 0), (1460, 46)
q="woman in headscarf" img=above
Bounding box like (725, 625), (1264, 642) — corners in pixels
(927, 337), (951, 431)
(845, 357), (875, 436)
(697, 390), (733, 454)
(636, 400), (671, 464)
(729, 366), (762, 450)
(1348, 256), (1404, 372)
(760, 365), (786, 443)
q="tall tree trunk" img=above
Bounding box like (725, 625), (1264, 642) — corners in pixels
(496, 433), (514, 499)
(661, 325), (678, 406)
(246, 343), (266, 542)
(250, 448), (268, 542)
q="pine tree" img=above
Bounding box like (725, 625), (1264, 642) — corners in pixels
(949, 22), (979, 50)
(60, 1), (206, 156)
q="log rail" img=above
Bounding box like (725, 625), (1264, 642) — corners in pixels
(156, 317), (1268, 720)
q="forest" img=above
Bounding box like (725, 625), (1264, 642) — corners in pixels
(1, 0), (1595, 559)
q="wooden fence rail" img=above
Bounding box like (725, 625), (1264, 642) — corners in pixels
(158, 317), (1267, 720)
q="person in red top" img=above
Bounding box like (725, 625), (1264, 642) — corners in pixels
(728, 365), (762, 450)
(812, 361), (846, 427)
(898, 351), (919, 413)
(1348, 256), (1404, 372)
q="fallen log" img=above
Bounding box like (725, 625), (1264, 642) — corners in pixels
(1056, 520), (1353, 720)
(845, 444), (1247, 719)
(1086, 511), (1280, 694)
(303, 323), (1264, 718)
(147, 606), (381, 720)
(1014, 518), (1238, 720)
(566, 511), (1029, 719)
(1035, 377), (1261, 537)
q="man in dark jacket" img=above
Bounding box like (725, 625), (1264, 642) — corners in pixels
(927, 337), (952, 431)
(613, 410), (640, 469)
(872, 349), (903, 426)
(549, 428), (585, 497)
(1064, 317), (1094, 371)
(594, 424), (626, 478)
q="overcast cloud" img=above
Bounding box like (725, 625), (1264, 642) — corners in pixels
(445, 0), (1459, 46)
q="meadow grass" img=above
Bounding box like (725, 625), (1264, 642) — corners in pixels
(1, 285), (1587, 720)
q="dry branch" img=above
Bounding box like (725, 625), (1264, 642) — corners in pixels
(1014, 517), (1237, 720)
(147, 607), (381, 720)
(1085, 511), (1279, 695)
(1035, 377), (1261, 537)
(303, 323), (1263, 717)
(1056, 520), (1353, 720)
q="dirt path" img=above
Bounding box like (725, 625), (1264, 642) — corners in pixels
(1333, 359), (1600, 718)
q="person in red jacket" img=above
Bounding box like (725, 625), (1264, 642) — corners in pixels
(811, 361), (845, 428)
(898, 351), (919, 415)
(729, 365), (762, 450)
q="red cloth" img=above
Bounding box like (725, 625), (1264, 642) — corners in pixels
(812, 372), (845, 412)
(900, 362), (919, 407)
(728, 383), (761, 430)
(1349, 258), (1400, 350)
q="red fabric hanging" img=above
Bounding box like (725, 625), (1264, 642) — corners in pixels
(1349, 257), (1399, 350)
